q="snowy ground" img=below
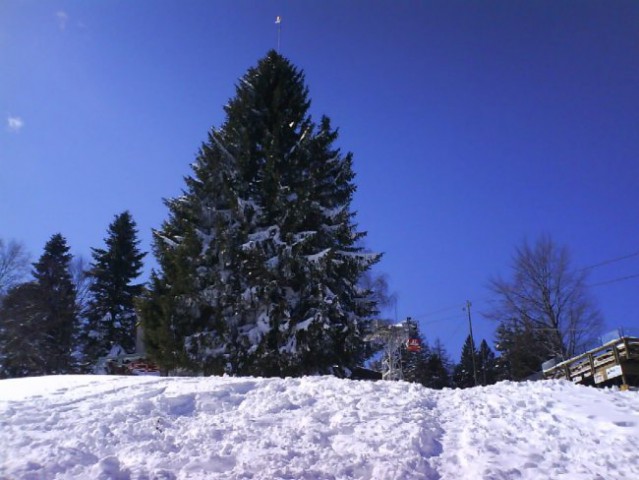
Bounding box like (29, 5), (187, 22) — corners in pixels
(0, 376), (638, 479)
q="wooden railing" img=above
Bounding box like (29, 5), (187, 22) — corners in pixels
(543, 337), (639, 386)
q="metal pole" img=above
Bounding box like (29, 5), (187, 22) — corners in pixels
(275, 16), (282, 52)
(466, 300), (479, 386)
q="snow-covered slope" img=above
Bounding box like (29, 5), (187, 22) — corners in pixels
(0, 376), (637, 479)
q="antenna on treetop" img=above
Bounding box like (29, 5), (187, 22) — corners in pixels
(275, 16), (282, 52)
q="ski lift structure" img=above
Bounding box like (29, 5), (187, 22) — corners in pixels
(369, 318), (422, 381)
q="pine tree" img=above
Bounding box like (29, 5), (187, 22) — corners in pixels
(82, 212), (146, 365)
(424, 339), (453, 389)
(494, 321), (550, 380)
(141, 51), (380, 376)
(0, 235), (78, 376)
(453, 334), (478, 388)
(400, 318), (430, 384)
(0, 282), (47, 377)
(32, 234), (77, 374)
(477, 339), (498, 386)
(138, 273), (183, 374)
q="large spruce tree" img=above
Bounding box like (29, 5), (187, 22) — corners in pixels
(141, 51), (380, 376)
(82, 211), (146, 364)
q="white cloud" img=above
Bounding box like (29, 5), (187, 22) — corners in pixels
(56, 11), (69, 30)
(7, 116), (24, 133)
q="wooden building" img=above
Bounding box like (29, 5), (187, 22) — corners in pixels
(543, 336), (639, 388)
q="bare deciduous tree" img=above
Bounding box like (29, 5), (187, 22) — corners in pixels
(359, 271), (398, 321)
(69, 255), (93, 313)
(488, 235), (603, 364)
(0, 239), (30, 297)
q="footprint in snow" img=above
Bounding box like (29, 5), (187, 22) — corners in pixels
(612, 420), (635, 428)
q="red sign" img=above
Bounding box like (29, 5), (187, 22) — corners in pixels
(407, 338), (421, 352)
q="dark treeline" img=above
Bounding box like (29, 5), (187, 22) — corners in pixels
(0, 212), (145, 377)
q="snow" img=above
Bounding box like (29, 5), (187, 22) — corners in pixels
(1, 376), (638, 479)
(210, 130), (236, 162)
(318, 204), (347, 219)
(155, 234), (179, 249)
(241, 311), (271, 352)
(306, 248), (331, 264)
(244, 226), (283, 247)
(295, 317), (315, 332)
(293, 231), (317, 244)
(336, 250), (380, 262)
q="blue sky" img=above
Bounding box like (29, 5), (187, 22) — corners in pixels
(2, 1), (638, 360)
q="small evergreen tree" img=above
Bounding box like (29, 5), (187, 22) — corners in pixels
(453, 334), (478, 388)
(494, 321), (551, 380)
(400, 318), (430, 384)
(82, 212), (146, 365)
(141, 51), (380, 376)
(393, 320), (453, 389)
(424, 339), (453, 389)
(477, 339), (498, 386)
(138, 272), (184, 374)
(32, 234), (77, 374)
(423, 354), (448, 389)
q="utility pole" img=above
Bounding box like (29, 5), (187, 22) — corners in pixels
(465, 300), (479, 386)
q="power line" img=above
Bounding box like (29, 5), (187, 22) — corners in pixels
(413, 297), (492, 326)
(406, 249), (638, 332)
(442, 319), (468, 348)
(421, 313), (465, 326)
(579, 250), (639, 271)
(411, 303), (465, 320)
(588, 273), (639, 288)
